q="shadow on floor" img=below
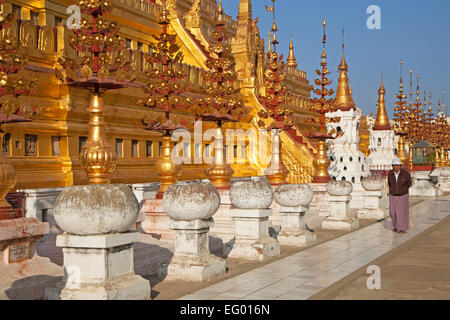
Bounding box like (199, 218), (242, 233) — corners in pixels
(5, 275), (61, 300)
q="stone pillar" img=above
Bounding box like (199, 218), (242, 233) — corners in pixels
(163, 218), (225, 282)
(357, 176), (389, 220)
(209, 188), (234, 243)
(322, 181), (359, 231)
(278, 206), (316, 246)
(162, 182), (226, 282)
(45, 233), (149, 300)
(274, 184), (316, 247)
(357, 191), (389, 220)
(227, 179), (280, 261)
(45, 184), (150, 300)
(309, 182), (331, 217)
(409, 171), (442, 197)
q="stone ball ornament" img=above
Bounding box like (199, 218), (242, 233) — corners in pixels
(361, 176), (385, 191)
(326, 180), (353, 196)
(163, 182), (220, 221)
(230, 179), (273, 209)
(273, 184), (314, 207)
(53, 184), (139, 235)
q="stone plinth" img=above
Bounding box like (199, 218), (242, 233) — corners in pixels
(409, 172), (442, 197)
(209, 189), (234, 244)
(45, 232), (150, 300)
(0, 218), (49, 265)
(278, 206), (316, 247)
(309, 183), (331, 217)
(322, 195), (359, 231)
(141, 199), (173, 241)
(438, 177), (450, 193)
(228, 209), (280, 261)
(163, 218), (226, 282)
(357, 190), (389, 220)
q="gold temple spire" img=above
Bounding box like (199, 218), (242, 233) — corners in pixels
(287, 37), (298, 68)
(333, 28), (355, 111)
(268, 31), (272, 52)
(373, 75), (391, 130)
(409, 69), (413, 108)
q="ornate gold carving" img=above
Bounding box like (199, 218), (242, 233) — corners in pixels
(38, 25), (54, 55)
(19, 20), (36, 50)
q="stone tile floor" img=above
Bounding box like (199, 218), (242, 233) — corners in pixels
(179, 196), (450, 300)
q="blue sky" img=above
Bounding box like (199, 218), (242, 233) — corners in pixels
(221, 0), (450, 117)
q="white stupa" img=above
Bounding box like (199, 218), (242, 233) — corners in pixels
(325, 43), (370, 208)
(367, 77), (396, 171)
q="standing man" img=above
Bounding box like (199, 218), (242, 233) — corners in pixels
(387, 157), (412, 234)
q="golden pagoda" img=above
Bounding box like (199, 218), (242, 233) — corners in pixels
(333, 31), (356, 111)
(372, 76), (391, 131)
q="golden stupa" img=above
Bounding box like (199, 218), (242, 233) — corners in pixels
(373, 76), (391, 131)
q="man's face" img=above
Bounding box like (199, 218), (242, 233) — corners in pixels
(393, 165), (401, 173)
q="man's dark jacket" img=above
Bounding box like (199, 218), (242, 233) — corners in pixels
(387, 169), (412, 196)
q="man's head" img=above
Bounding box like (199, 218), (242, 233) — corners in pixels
(392, 157), (402, 173)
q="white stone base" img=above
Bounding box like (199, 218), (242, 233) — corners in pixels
(278, 206), (316, 247)
(45, 273), (150, 300)
(209, 189), (234, 245)
(409, 180), (441, 197)
(322, 217), (359, 231)
(165, 218), (226, 282)
(228, 238), (280, 261)
(228, 208), (280, 261)
(438, 177), (450, 193)
(357, 190), (389, 220)
(310, 183), (331, 217)
(164, 255), (226, 282)
(45, 232), (150, 300)
(321, 195), (359, 231)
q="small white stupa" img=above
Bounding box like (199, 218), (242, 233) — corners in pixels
(326, 35), (370, 208)
(367, 77), (396, 172)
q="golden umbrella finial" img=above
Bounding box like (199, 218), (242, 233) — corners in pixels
(287, 36), (298, 68)
(268, 31), (272, 52)
(333, 27), (355, 111)
(373, 74), (391, 130)
(409, 69), (413, 108)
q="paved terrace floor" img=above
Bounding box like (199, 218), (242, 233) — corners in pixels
(179, 196), (450, 300)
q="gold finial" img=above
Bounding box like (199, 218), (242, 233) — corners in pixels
(409, 69), (413, 107)
(399, 60), (404, 92)
(217, 0), (224, 24)
(374, 74), (390, 130)
(339, 28), (348, 71)
(268, 31), (272, 52)
(287, 37), (298, 68)
(333, 29), (355, 111)
(429, 90), (433, 112)
(416, 74), (420, 103)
